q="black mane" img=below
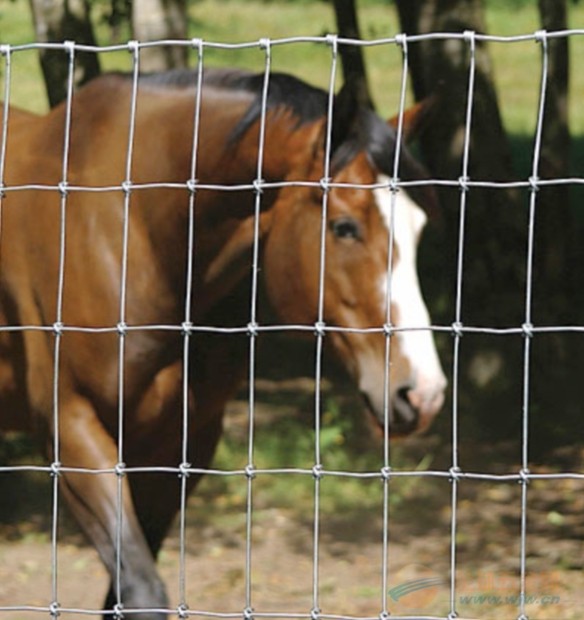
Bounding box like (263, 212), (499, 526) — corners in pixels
(136, 67), (328, 138)
(131, 68), (436, 210)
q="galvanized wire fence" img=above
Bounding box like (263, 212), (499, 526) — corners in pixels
(0, 29), (583, 620)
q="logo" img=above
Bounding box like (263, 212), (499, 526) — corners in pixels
(388, 576), (444, 601)
(388, 565), (444, 611)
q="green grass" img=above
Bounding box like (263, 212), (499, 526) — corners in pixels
(3, 1), (584, 133)
(3, 0), (584, 132)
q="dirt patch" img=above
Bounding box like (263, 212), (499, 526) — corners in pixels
(1, 386), (583, 620)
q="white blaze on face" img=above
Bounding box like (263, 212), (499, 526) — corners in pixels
(373, 175), (446, 418)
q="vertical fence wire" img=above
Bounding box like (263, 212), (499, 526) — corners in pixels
(447, 30), (477, 620)
(178, 38), (205, 615)
(0, 45), (11, 239)
(379, 32), (410, 617)
(310, 34), (340, 619)
(517, 29), (549, 620)
(49, 40), (77, 619)
(243, 37), (273, 616)
(113, 40), (141, 615)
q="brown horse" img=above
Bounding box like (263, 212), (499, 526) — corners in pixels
(0, 68), (446, 617)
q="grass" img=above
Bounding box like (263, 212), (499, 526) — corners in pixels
(5, 0), (584, 132)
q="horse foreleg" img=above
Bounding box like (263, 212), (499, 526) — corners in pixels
(57, 393), (168, 620)
(128, 413), (225, 557)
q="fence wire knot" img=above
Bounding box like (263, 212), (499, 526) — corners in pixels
(463, 30), (476, 44)
(312, 464), (324, 480)
(383, 323), (394, 338)
(53, 321), (64, 337)
(258, 38), (271, 52)
(177, 604), (190, 619)
(186, 179), (198, 195)
(114, 462), (126, 478)
(310, 607), (321, 620)
(451, 322), (464, 338)
(325, 34), (338, 56)
(127, 40), (139, 56)
(379, 611), (391, 620)
(314, 321), (326, 338)
(449, 466), (462, 483)
(50, 461), (61, 478)
(179, 462), (191, 479)
(381, 466), (392, 481)
(245, 464), (256, 480)
(522, 322), (534, 338)
(243, 607), (254, 620)
(58, 181), (69, 197)
(247, 322), (259, 338)
(190, 38), (203, 53)
(517, 614), (529, 620)
(528, 176), (539, 193)
(319, 177), (331, 193)
(534, 29), (547, 44)
(458, 176), (470, 193)
(394, 33), (407, 49)
(113, 603), (124, 619)
(253, 178), (264, 195)
(447, 612), (459, 620)
(0, 44), (11, 57)
(117, 322), (128, 337)
(63, 40), (76, 56)
(182, 321), (193, 336)
(49, 601), (61, 618)
(519, 468), (530, 485)
(388, 177), (400, 193)
(121, 180), (133, 195)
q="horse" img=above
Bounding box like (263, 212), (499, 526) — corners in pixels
(0, 67), (446, 618)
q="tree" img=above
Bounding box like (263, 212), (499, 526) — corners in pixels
(29, 0), (101, 107)
(332, 0), (374, 109)
(131, 0), (188, 72)
(534, 0), (571, 297)
(395, 0), (579, 449)
(29, 0), (189, 107)
(395, 0), (533, 443)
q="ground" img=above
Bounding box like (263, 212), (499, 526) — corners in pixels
(1, 378), (583, 620)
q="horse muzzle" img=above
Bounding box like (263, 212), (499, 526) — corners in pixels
(361, 376), (446, 437)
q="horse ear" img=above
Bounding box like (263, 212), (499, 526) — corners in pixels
(330, 83), (360, 156)
(389, 95), (437, 143)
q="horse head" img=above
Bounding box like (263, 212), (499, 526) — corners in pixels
(260, 88), (447, 436)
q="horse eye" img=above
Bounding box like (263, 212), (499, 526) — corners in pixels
(330, 217), (361, 241)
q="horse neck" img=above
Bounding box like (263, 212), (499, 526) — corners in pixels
(132, 99), (321, 319)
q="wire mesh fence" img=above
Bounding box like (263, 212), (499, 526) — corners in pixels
(0, 29), (583, 620)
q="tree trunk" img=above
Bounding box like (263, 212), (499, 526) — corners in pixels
(28, 0), (101, 108)
(396, 0), (524, 319)
(396, 0), (514, 185)
(530, 0), (579, 451)
(396, 0), (528, 442)
(535, 0), (571, 295)
(332, 0), (374, 109)
(396, 0), (578, 450)
(131, 0), (188, 72)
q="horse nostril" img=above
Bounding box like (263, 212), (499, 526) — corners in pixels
(392, 386), (418, 434)
(396, 386), (411, 403)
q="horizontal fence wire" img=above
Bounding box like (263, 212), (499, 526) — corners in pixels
(0, 28), (582, 620)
